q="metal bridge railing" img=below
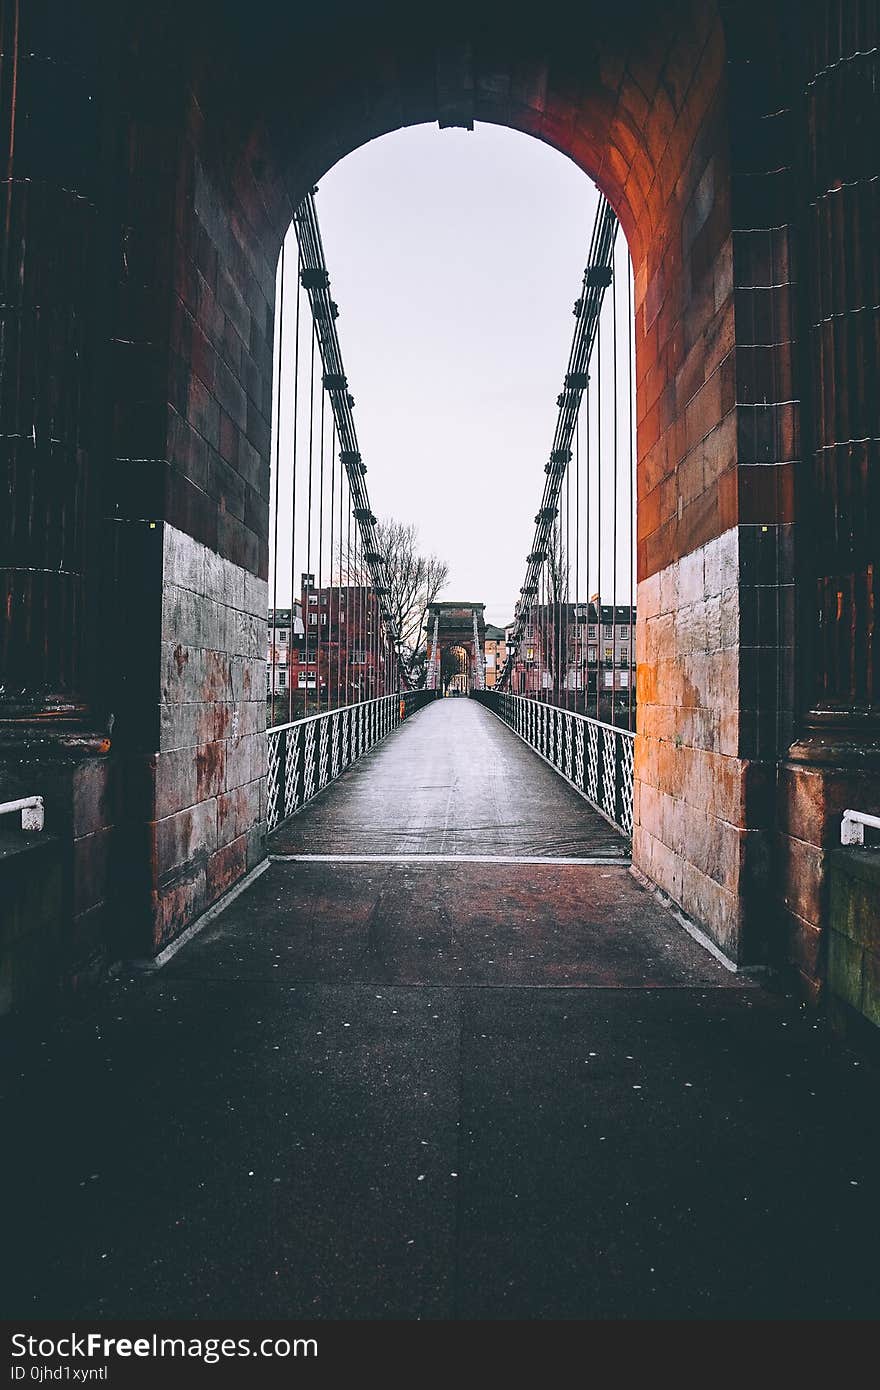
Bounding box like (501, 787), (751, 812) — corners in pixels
(267, 690), (436, 832)
(471, 691), (635, 839)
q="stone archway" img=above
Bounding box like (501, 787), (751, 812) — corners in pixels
(3, 0), (875, 1013)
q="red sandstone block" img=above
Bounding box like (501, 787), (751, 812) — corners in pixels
(603, 142), (633, 199)
(155, 863), (207, 951)
(678, 857), (739, 953)
(643, 523), (674, 580)
(195, 224), (218, 294)
(640, 434), (669, 500)
(638, 484), (662, 543)
(156, 799), (217, 875)
(72, 828), (113, 918)
(781, 835), (825, 932)
(187, 373), (220, 450)
(217, 510), (261, 577)
(217, 779), (262, 849)
(684, 362), (722, 454)
(778, 761), (880, 850)
(206, 834), (248, 904)
(639, 398), (663, 459)
(191, 322), (217, 393)
(702, 409), (737, 486)
(155, 743), (226, 821)
(618, 73), (652, 130)
(779, 906), (823, 979)
(217, 267), (250, 345)
(659, 471), (678, 527)
(218, 409), (240, 469)
(214, 358), (248, 432)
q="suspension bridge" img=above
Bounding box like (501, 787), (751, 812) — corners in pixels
(2, 0), (879, 1326)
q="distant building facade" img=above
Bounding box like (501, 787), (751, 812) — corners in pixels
(267, 604), (303, 696)
(510, 597), (635, 699)
(268, 574), (391, 708)
(483, 624), (508, 689)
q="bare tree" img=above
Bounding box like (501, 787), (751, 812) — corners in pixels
(340, 519), (449, 682)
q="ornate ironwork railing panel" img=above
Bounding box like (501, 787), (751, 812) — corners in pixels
(471, 690), (635, 839)
(266, 690), (436, 832)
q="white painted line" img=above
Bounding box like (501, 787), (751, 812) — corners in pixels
(628, 865), (763, 977)
(128, 859), (271, 971)
(269, 852), (630, 866)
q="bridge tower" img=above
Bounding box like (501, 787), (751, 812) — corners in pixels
(426, 603), (487, 695)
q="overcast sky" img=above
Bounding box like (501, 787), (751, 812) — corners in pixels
(270, 123), (633, 631)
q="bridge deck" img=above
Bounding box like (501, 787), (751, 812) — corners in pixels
(270, 696), (626, 859)
(2, 699), (878, 1320)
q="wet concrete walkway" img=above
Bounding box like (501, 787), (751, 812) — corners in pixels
(270, 697), (626, 859)
(2, 700), (879, 1319)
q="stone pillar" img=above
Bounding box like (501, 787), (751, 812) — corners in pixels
(779, 1), (880, 1003)
(0, 0), (101, 719)
(803, 4), (878, 722)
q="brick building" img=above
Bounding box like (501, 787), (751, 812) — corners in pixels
(511, 598), (635, 700)
(269, 574), (390, 712)
(266, 605), (303, 698)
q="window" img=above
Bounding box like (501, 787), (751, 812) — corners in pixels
(309, 614), (317, 625)
(588, 625), (596, 638)
(309, 594), (318, 606)
(619, 625), (629, 639)
(277, 629), (287, 643)
(604, 624), (613, 638)
(619, 647), (628, 666)
(604, 646), (613, 664)
(321, 613), (327, 625)
(278, 670), (287, 688)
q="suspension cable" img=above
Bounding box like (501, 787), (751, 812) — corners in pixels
(292, 191), (407, 687)
(499, 194), (618, 689)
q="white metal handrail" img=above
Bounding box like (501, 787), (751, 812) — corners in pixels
(471, 691), (635, 838)
(266, 690), (435, 832)
(0, 795), (45, 831)
(841, 809), (880, 845)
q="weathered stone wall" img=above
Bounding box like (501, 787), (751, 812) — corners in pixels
(153, 524), (267, 948)
(828, 849), (880, 1037)
(774, 1), (880, 1002)
(636, 531), (744, 957)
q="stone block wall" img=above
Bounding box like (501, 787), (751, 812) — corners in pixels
(0, 743), (115, 985)
(636, 530), (746, 957)
(777, 757), (880, 996)
(828, 850), (880, 1035)
(0, 833), (63, 1016)
(150, 524), (267, 950)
